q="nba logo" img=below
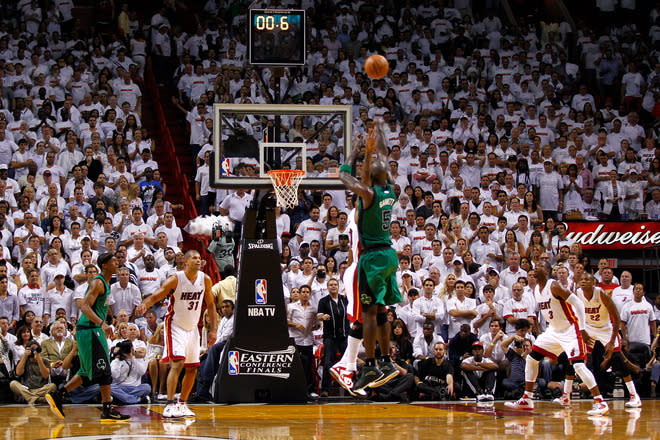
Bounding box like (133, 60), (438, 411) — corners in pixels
(221, 158), (231, 176)
(255, 279), (267, 304)
(228, 351), (239, 375)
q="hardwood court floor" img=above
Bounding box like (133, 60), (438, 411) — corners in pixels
(3, 399), (659, 440)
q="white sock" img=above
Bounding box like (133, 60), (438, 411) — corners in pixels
(593, 394), (603, 402)
(340, 336), (362, 372)
(625, 380), (637, 396)
(564, 378), (573, 396)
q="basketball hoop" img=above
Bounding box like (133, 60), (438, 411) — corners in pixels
(267, 169), (305, 210)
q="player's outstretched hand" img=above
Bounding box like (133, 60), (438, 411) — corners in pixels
(207, 332), (216, 348)
(135, 303), (146, 317)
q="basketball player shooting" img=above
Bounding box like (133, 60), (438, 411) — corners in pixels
(505, 262), (609, 416)
(46, 253), (130, 422)
(338, 121), (401, 393)
(135, 250), (217, 418)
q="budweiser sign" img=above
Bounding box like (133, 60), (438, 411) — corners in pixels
(564, 221), (660, 250)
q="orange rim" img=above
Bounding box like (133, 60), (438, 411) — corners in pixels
(267, 169), (305, 186)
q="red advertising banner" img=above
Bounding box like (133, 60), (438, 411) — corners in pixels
(564, 221), (660, 250)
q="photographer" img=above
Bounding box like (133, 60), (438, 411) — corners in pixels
(110, 340), (150, 404)
(9, 339), (56, 404)
(500, 333), (530, 399)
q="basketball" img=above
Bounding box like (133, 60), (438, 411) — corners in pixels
(365, 54), (389, 79)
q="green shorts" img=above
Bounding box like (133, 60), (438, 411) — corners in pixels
(75, 326), (112, 385)
(357, 246), (401, 308)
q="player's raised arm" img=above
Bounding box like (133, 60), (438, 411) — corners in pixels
(340, 137), (374, 205)
(372, 121), (395, 185)
(135, 274), (178, 316)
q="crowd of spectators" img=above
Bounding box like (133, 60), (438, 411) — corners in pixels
(0, 0), (659, 405)
(0, 0), (195, 404)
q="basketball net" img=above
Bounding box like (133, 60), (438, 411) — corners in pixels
(267, 169), (305, 210)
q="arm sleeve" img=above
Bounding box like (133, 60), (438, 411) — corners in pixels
(565, 293), (586, 331)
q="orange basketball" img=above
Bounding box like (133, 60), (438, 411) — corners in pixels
(365, 54), (389, 79)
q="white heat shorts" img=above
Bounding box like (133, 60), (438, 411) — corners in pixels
(163, 318), (201, 367)
(532, 325), (586, 361)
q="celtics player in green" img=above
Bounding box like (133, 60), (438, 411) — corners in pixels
(46, 253), (130, 422)
(339, 121), (402, 392)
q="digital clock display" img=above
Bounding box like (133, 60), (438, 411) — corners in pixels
(249, 9), (306, 66)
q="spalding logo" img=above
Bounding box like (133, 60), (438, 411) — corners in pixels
(247, 239), (274, 250)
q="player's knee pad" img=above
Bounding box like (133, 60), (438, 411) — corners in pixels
(525, 354), (540, 383)
(565, 362), (575, 377)
(376, 312), (388, 326)
(529, 350), (544, 362)
(572, 361), (597, 389)
(349, 324), (363, 340)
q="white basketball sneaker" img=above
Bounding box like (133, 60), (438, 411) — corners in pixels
(587, 400), (609, 416)
(624, 394), (642, 408)
(504, 395), (534, 410)
(163, 403), (182, 418)
(552, 393), (571, 407)
(329, 364), (366, 397)
(177, 402), (196, 418)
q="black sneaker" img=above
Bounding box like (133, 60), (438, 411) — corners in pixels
(368, 361), (400, 388)
(352, 366), (384, 393)
(100, 407), (131, 423)
(45, 391), (65, 420)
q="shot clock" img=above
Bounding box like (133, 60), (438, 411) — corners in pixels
(249, 9), (306, 66)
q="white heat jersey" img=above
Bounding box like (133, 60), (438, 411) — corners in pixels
(534, 280), (579, 332)
(576, 287), (611, 330)
(167, 270), (205, 331)
(343, 215), (361, 323)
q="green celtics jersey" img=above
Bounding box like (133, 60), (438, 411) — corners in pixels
(358, 183), (396, 249)
(77, 274), (111, 328)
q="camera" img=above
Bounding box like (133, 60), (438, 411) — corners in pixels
(513, 340), (524, 349)
(29, 345), (41, 356)
(550, 229), (560, 237)
(317, 270), (326, 278)
(113, 340), (133, 360)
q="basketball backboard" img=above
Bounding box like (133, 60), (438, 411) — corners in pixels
(211, 104), (352, 189)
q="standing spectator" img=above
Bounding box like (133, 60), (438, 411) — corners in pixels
(18, 270), (44, 321)
(412, 279), (445, 335)
(621, 283), (657, 368)
(0, 276), (20, 328)
(446, 280), (477, 339)
(535, 160), (563, 221)
(621, 63), (645, 113)
(110, 268), (141, 318)
(287, 285), (319, 397)
(317, 279), (350, 397)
